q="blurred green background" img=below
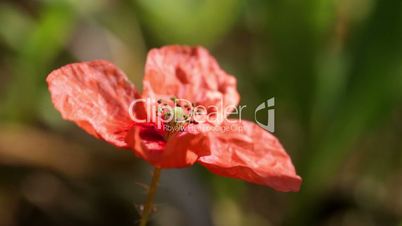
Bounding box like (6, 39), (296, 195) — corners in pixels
(0, 0), (401, 225)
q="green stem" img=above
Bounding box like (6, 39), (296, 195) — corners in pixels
(139, 167), (161, 226)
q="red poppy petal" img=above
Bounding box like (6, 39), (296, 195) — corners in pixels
(143, 45), (240, 118)
(161, 131), (209, 168)
(197, 120), (302, 192)
(127, 124), (209, 168)
(47, 60), (139, 148)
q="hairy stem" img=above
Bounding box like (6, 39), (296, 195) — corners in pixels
(139, 167), (161, 226)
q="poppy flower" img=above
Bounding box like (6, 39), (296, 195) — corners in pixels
(47, 45), (302, 192)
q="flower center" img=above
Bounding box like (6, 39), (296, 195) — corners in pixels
(155, 97), (204, 138)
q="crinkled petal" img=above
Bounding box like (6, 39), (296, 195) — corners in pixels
(126, 124), (209, 168)
(47, 60), (139, 148)
(143, 45), (240, 119)
(197, 120), (302, 192)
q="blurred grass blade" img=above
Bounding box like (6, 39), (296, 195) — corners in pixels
(0, 3), (34, 50)
(1, 2), (77, 122)
(287, 0), (402, 225)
